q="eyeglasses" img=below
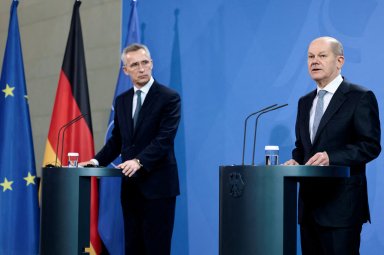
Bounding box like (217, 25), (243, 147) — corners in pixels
(124, 60), (151, 70)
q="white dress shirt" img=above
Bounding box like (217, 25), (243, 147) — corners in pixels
(90, 77), (154, 166)
(132, 77), (154, 117)
(309, 74), (343, 142)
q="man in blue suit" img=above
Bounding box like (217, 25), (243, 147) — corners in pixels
(82, 43), (181, 255)
(285, 37), (381, 254)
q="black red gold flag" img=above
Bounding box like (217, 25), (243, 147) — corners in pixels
(42, 1), (102, 254)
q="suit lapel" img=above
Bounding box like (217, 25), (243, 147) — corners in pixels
(312, 81), (349, 144)
(303, 91), (316, 147)
(124, 89), (134, 137)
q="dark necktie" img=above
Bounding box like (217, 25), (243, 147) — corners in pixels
(133, 90), (142, 128)
(312, 90), (327, 141)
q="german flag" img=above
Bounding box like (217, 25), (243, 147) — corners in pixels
(42, 1), (102, 254)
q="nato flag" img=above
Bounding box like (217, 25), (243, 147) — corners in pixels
(98, 1), (141, 254)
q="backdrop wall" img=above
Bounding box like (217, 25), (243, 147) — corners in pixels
(125, 0), (384, 254)
(1, 0), (383, 254)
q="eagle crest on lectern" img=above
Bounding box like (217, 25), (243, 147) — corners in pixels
(229, 172), (245, 198)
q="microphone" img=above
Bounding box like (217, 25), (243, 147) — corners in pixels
(251, 104), (288, 165)
(242, 104), (278, 165)
(54, 113), (88, 167)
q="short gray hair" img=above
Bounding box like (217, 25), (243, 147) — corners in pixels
(121, 43), (151, 64)
(328, 37), (344, 56)
(314, 36), (344, 56)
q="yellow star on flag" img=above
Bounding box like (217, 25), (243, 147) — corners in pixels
(2, 84), (15, 98)
(0, 177), (13, 192)
(24, 172), (36, 186)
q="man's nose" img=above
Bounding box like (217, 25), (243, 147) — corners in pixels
(138, 63), (146, 71)
(311, 57), (320, 64)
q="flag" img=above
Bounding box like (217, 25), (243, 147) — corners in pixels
(98, 0), (140, 254)
(0, 1), (39, 254)
(169, 9), (190, 254)
(41, 1), (102, 254)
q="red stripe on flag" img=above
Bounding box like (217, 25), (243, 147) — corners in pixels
(91, 176), (101, 253)
(46, 71), (94, 163)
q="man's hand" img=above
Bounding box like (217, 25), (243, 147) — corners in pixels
(117, 159), (142, 177)
(283, 159), (300, 165)
(305, 151), (329, 166)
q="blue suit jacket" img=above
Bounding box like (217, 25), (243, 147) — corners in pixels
(293, 79), (381, 227)
(95, 80), (181, 199)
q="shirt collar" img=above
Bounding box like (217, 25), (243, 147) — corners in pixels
(133, 76), (154, 94)
(317, 74), (343, 95)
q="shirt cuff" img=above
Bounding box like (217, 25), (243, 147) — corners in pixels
(90, 159), (99, 166)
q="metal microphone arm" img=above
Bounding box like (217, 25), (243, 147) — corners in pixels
(251, 104), (288, 165)
(54, 113), (87, 167)
(241, 104), (277, 165)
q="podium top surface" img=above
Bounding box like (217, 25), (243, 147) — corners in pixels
(220, 165), (349, 178)
(42, 167), (124, 177)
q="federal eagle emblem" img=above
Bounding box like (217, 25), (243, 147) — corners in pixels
(229, 172), (245, 198)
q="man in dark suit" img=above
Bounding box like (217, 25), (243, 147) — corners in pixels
(81, 43), (181, 255)
(284, 37), (381, 255)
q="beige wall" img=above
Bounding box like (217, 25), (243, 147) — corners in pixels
(0, 0), (122, 175)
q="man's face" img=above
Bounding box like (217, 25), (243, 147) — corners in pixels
(307, 39), (344, 88)
(123, 49), (153, 87)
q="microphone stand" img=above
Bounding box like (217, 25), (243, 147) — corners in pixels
(242, 104), (277, 165)
(251, 104), (288, 165)
(54, 113), (87, 167)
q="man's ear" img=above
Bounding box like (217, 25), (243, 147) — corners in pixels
(337, 55), (345, 70)
(122, 66), (130, 75)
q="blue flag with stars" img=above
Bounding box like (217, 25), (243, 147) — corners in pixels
(0, 1), (40, 254)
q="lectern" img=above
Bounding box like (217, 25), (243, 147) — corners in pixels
(219, 165), (349, 255)
(40, 167), (123, 255)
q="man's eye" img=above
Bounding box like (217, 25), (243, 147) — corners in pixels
(142, 60), (150, 65)
(130, 62), (139, 68)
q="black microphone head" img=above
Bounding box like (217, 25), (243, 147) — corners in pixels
(261, 103), (288, 113)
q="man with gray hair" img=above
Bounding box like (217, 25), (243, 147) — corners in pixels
(285, 37), (381, 254)
(82, 43), (181, 255)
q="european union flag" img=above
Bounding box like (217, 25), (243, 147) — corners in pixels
(0, 1), (40, 254)
(98, 0), (140, 254)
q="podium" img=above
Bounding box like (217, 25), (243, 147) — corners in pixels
(219, 165), (349, 255)
(40, 167), (123, 255)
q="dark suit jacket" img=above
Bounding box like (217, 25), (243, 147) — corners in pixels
(95, 80), (181, 199)
(292, 79), (381, 227)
